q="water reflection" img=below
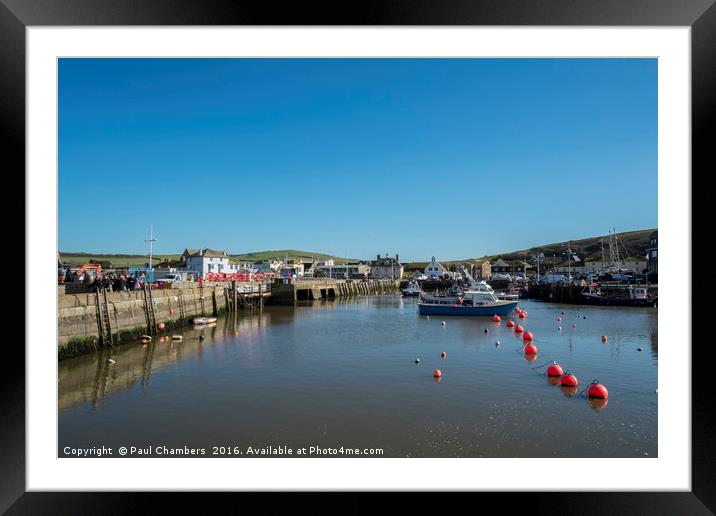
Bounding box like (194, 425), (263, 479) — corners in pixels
(59, 298), (658, 458)
(59, 311), (278, 411)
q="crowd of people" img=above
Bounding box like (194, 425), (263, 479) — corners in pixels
(62, 268), (146, 292)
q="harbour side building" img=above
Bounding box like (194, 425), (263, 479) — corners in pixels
(370, 254), (404, 280)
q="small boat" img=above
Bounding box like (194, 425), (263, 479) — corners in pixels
(191, 317), (218, 325)
(581, 285), (657, 307)
(418, 279), (518, 316)
(401, 282), (422, 297)
(495, 290), (519, 301)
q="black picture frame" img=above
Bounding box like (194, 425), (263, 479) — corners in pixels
(4, 0), (708, 513)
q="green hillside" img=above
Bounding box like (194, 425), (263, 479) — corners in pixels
(59, 250), (358, 267)
(231, 250), (358, 264)
(469, 228), (656, 264)
(59, 252), (179, 267)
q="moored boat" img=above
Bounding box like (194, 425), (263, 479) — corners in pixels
(191, 317), (218, 325)
(401, 281), (422, 297)
(418, 278), (518, 316)
(581, 285), (657, 307)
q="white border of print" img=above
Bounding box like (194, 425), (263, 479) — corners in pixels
(27, 27), (689, 491)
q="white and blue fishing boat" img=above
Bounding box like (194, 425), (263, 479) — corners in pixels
(417, 270), (519, 316)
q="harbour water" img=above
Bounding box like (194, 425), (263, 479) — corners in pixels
(59, 296), (657, 457)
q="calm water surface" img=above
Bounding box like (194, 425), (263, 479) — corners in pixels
(59, 297), (657, 457)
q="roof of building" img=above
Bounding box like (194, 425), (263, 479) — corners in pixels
(182, 248), (229, 258)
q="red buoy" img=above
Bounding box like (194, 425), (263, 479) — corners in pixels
(492, 315), (501, 322)
(587, 381), (609, 399)
(157, 322), (165, 331)
(560, 373), (579, 387)
(601, 335), (608, 342)
(547, 362), (564, 377)
(522, 311), (528, 317)
(514, 307), (521, 314)
(557, 316), (561, 322)
(524, 343), (538, 355)
(572, 324), (577, 329)
(433, 369), (442, 378)
(506, 320), (515, 328)
(518, 312), (526, 319)
(515, 325), (524, 333)
(522, 331), (534, 342)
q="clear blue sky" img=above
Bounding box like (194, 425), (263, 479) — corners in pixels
(59, 58), (657, 261)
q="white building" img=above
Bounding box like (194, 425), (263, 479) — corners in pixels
(424, 256), (449, 278)
(181, 248), (239, 279)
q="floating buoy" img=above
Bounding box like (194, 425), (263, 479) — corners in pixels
(524, 353), (537, 363)
(441, 352), (446, 358)
(522, 311), (528, 317)
(495, 341), (501, 347)
(484, 328), (489, 334)
(572, 324), (577, 329)
(415, 358), (421, 364)
(524, 343), (538, 355)
(601, 335), (608, 342)
(637, 347), (643, 352)
(522, 331), (534, 342)
(157, 322), (166, 331)
(518, 312), (526, 319)
(557, 316), (562, 322)
(515, 325), (524, 333)
(561, 311), (565, 315)
(560, 373), (579, 387)
(546, 362), (564, 377)
(433, 369), (442, 378)
(492, 315), (501, 323)
(506, 320), (515, 328)
(441, 321), (446, 326)
(557, 326), (562, 331)
(514, 307), (521, 314)
(586, 381), (609, 399)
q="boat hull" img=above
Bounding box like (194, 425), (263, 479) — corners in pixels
(581, 294), (657, 307)
(417, 300), (519, 316)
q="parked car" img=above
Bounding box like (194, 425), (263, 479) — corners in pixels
(154, 273), (183, 286)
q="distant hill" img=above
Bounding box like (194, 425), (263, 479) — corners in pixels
(231, 250), (358, 264)
(59, 252), (178, 267)
(468, 228), (656, 264)
(59, 249), (358, 267)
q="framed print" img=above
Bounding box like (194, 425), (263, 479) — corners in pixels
(4, 0), (710, 512)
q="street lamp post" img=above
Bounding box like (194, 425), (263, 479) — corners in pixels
(144, 225), (157, 272)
